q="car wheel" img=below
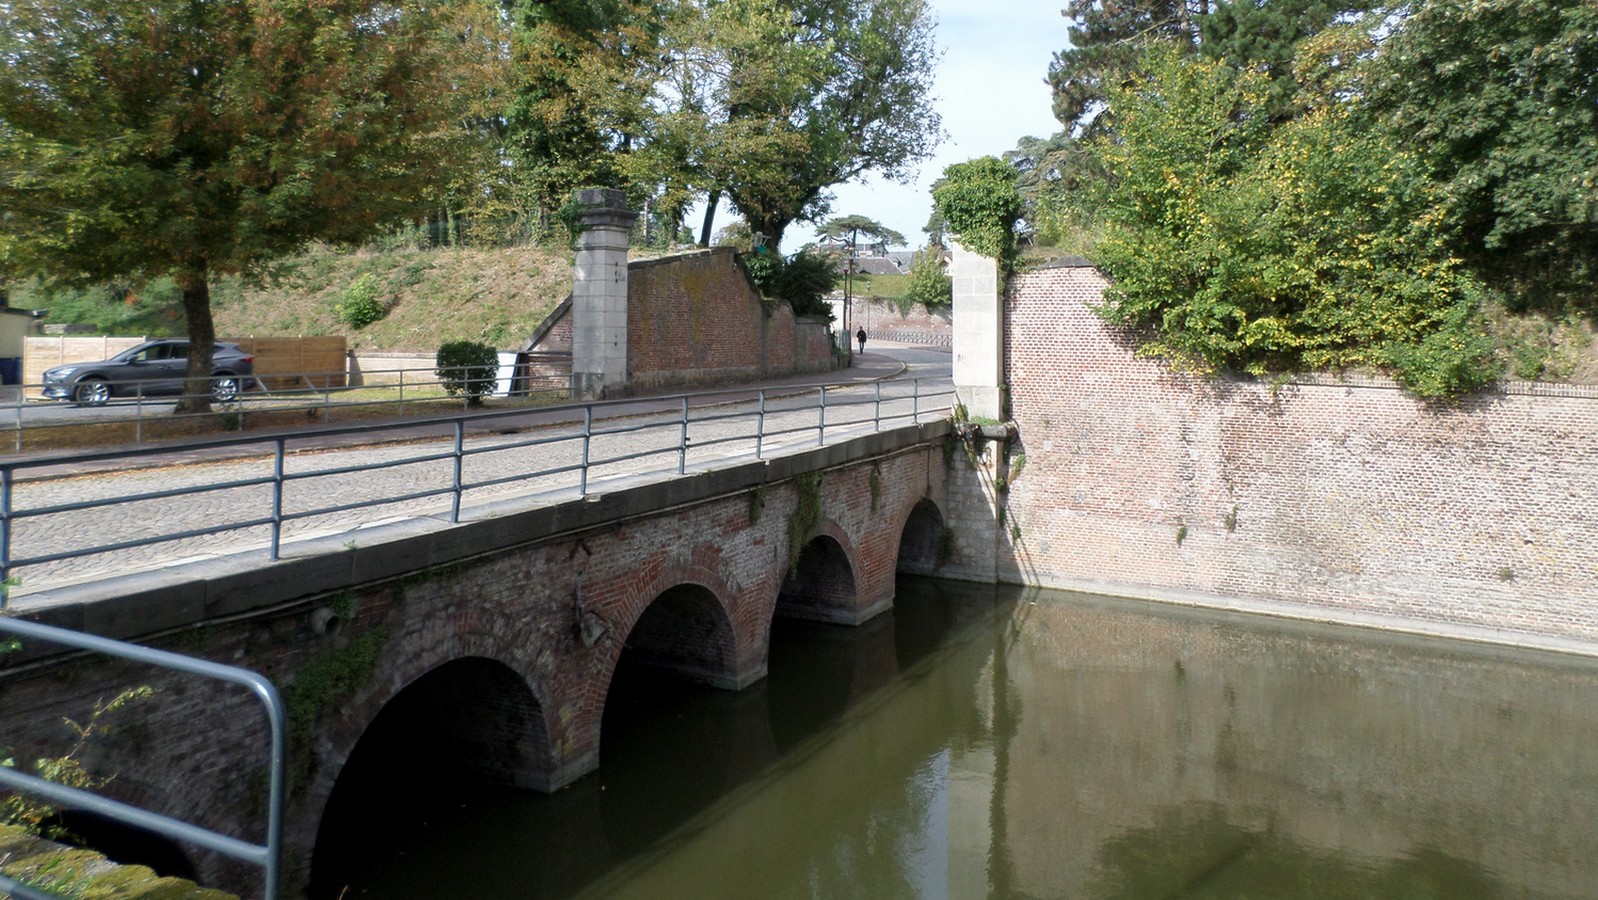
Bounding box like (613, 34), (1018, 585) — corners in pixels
(73, 378), (111, 406)
(211, 374), (240, 403)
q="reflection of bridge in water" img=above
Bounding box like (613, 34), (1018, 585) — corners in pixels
(313, 575), (1007, 898)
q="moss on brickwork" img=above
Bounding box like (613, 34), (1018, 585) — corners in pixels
(748, 483), (767, 524)
(785, 472), (824, 574)
(283, 627), (389, 791)
(0, 824), (235, 899)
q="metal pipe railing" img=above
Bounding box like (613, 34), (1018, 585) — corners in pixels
(0, 616), (285, 900)
(0, 377), (955, 604)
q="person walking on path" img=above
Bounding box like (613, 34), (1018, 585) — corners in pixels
(856, 327), (868, 354)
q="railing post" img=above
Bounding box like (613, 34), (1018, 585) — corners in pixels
(270, 438), (285, 561)
(818, 386), (826, 446)
(580, 406), (592, 496)
(398, 368), (405, 416)
(678, 397), (689, 475)
(913, 379), (920, 421)
(874, 382), (882, 431)
(451, 419), (465, 523)
(135, 385), (144, 445)
(756, 390), (767, 459)
(1, 466), (12, 609)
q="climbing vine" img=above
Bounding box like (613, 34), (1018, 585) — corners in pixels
(932, 156), (1024, 280)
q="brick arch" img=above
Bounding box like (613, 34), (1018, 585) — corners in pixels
(309, 654), (551, 895)
(893, 496), (947, 576)
(298, 609), (563, 859)
(776, 519), (862, 624)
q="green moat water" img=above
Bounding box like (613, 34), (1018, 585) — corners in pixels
(315, 577), (1598, 899)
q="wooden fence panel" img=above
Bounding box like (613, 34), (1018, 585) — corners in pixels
(229, 336), (347, 390)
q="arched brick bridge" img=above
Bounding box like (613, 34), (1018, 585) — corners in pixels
(0, 418), (985, 892)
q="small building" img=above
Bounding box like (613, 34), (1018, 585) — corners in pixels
(0, 293), (42, 386)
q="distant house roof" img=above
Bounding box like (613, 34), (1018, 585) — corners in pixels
(855, 257), (903, 276)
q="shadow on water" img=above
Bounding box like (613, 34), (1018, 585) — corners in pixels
(311, 575), (1010, 899)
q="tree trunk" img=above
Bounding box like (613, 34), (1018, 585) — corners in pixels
(756, 216), (789, 253)
(174, 272), (216, 415)
(698, 190), (721, 247)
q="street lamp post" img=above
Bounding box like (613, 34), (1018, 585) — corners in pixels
(844, 255), (856, 362)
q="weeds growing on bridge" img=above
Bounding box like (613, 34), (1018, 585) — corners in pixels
(283, 627), (389, 794)
(1, 685), (154, 838)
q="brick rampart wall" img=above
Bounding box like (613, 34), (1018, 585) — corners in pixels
(1002, 264), (1598, 646)
(524, 248), (836, 394)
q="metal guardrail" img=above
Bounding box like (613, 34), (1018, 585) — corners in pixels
(1, 364), (570, 452)
(0, 377), (955, 604)
(0, 616), (285, 900)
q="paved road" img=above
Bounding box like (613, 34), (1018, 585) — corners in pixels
(3, 345), (953, 604)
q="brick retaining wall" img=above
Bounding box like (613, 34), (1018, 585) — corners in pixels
(1002, 264), (1598, 647)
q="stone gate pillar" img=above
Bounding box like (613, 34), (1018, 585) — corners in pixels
(571, 188), (638, 400)
(946, 239), (1011, 583)
(950, 240), (1003, 421)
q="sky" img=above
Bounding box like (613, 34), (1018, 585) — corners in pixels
(780, 1), (1070, 253)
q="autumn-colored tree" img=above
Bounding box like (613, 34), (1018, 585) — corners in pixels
(1087, 46), (1499, 398)
(0, 0), (493, 411)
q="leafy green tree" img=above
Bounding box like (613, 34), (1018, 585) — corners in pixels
(905, 249), (952, 312)
(743, 249), (838, 320)
(0, 0), (490, 412)
(1047, 0), (1205, 135)
(1365, 0), (1598, 312)
(541, 0), (939, 252)
(714, 0), (941, 248)
(506, 0), (647, 229)
(1199, 0), (1378, 120)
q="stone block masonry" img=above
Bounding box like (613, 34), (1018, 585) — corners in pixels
(1000, 262), (1598, 650)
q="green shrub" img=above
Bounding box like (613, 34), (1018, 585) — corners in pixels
(932, 156), (1024, 275)
(435, 340), (500, 406)
(905, 249), (952, 312)
(335, 273), (385, 330)
(1384, 302), (1503, 401)
(743, 249), (838, 320)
